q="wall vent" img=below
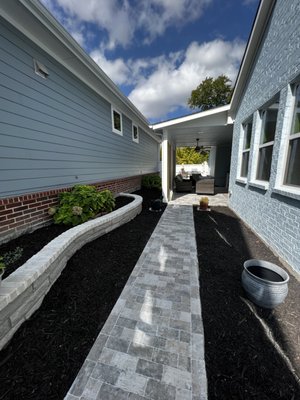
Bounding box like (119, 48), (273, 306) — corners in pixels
(33, 59), (49, 79)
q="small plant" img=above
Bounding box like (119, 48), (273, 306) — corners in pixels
(52, 185), (115, 226)
(0, 246), (23, 275)
(199, 196), (209, 210)
(48, 207), (57, 216)
(0, 257), (5, 274)
(142, 174), (162, 190)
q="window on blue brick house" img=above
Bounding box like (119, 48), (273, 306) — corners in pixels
(284, 84), (300, 187)
(240, 118), (253, 178)
(256, 97), (279, 181)
(111, 107), (123, 135)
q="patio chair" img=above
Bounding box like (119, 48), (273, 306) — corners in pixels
(174, 175), (193, 192)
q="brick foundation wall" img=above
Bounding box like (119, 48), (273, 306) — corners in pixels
(0, 175), (146, 244)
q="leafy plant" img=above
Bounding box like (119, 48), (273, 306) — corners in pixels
(52, 185), (115, 226)
(0, 246), (23, 274)
(142, 175), (162, 190)
(176, 147), (209, 164)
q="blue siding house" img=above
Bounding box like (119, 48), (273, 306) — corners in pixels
(0, 0), (160, 242)
(229, 0), (300, 274)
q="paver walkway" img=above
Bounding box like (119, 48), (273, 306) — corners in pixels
(65, 201), (208, 400)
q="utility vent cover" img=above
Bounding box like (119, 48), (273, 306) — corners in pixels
(33, 59), (49, 78)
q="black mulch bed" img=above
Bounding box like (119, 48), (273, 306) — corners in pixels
(0, 188), (166, 400)
(194, 206), (300, 400)
(0, 195), (134, 279)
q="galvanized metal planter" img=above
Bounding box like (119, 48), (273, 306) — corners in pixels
(242, 259), (289, 309)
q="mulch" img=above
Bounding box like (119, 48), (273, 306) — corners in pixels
(194, 206), (300, 400)
(0, 188), (166, 400)
(0, 196), (299, 400)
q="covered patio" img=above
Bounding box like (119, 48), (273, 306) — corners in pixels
(151, 105), (233, 203)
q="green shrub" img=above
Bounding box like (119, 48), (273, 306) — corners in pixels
(0, 246), (23, 273)
(141, 174), (162, 190)
(52, 185), (115, 226)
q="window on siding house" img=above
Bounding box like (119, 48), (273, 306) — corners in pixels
(111, 107), (123, 135)
(240, 118), (253, 178)
(132, 124), (139, 143)
(256, 98), (279, 181)
(284, 84), (300, 187)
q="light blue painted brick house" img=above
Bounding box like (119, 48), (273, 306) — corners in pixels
(229, 0), (300, 274)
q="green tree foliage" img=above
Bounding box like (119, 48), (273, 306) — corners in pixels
(176, 147), (209, 164)
(188, 75), (233, 110)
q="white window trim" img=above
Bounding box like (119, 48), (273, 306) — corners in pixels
(274, 83), (300, 198)
(111, 106), (123, 135)
(132, 123), (139, 143)
(253, 108), (276, 184)
(237, 118), (253, 181)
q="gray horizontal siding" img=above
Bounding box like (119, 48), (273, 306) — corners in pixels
(0, 18), (158, 198)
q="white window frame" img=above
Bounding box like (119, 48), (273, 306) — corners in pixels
(238, 118), (253, 181)
(283, 83), (300, 188)
(111, 106), (123, 135)
(255, 99), (279, 183)
(132, 123), (139, 143)
(273, 83), (300, 201)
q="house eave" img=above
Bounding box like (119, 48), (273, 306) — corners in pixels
(0, 0), (160, 142)
(151, 104), (231, 130)
(229, 0), (276, 119)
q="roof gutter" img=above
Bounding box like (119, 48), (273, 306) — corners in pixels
(0, 0), (160, 142)
(229, 0), (276, 120)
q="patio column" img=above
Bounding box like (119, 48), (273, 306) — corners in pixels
(161, 129), (170, 203)
(208, 146), (216, 176)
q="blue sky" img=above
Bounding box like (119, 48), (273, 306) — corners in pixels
(40, 0), (259, 123)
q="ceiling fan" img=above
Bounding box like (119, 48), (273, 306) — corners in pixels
(194, 138), (210, 154)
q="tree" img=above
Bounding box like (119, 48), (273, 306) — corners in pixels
(176, 147), (209, 164)
(188, 75), (232, 110)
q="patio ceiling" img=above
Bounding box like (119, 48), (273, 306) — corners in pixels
(151, 105), (233, 147)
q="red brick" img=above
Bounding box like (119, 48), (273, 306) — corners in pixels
(9, 221), (25, 229)
(30, 210), (44, 217)
(23, 208), (36, 215)
(0, 209), (13, 216)
(6, 202), (22, 209)
(14, 205), (29, 212)
(23, 199), (37, 205)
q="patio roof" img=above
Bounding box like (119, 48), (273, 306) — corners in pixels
(151, 105), (233, 147)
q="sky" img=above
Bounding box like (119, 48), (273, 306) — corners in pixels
(40, 0), (260, 123)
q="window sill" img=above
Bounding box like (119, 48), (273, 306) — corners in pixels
(248, 180), (269, 191)
(112, 129), (123, 136)
(235, 178), (247, 185)
(273, 186), (300, 201)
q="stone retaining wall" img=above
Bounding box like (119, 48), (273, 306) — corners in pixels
(0, 194), (142, 350)
(0, 175), (143, 245)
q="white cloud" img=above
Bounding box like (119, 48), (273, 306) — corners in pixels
(42, 0), (212, 49)
(128, 39), (245, 120)
(90, 50), (130, 85)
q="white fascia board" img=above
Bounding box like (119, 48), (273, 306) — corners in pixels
(1, 0), (160, 142)
(229, 0), (276, 119)
(151, 104), (231, 130)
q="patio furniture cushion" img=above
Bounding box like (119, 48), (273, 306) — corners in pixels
(196, 177), (215, 194)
